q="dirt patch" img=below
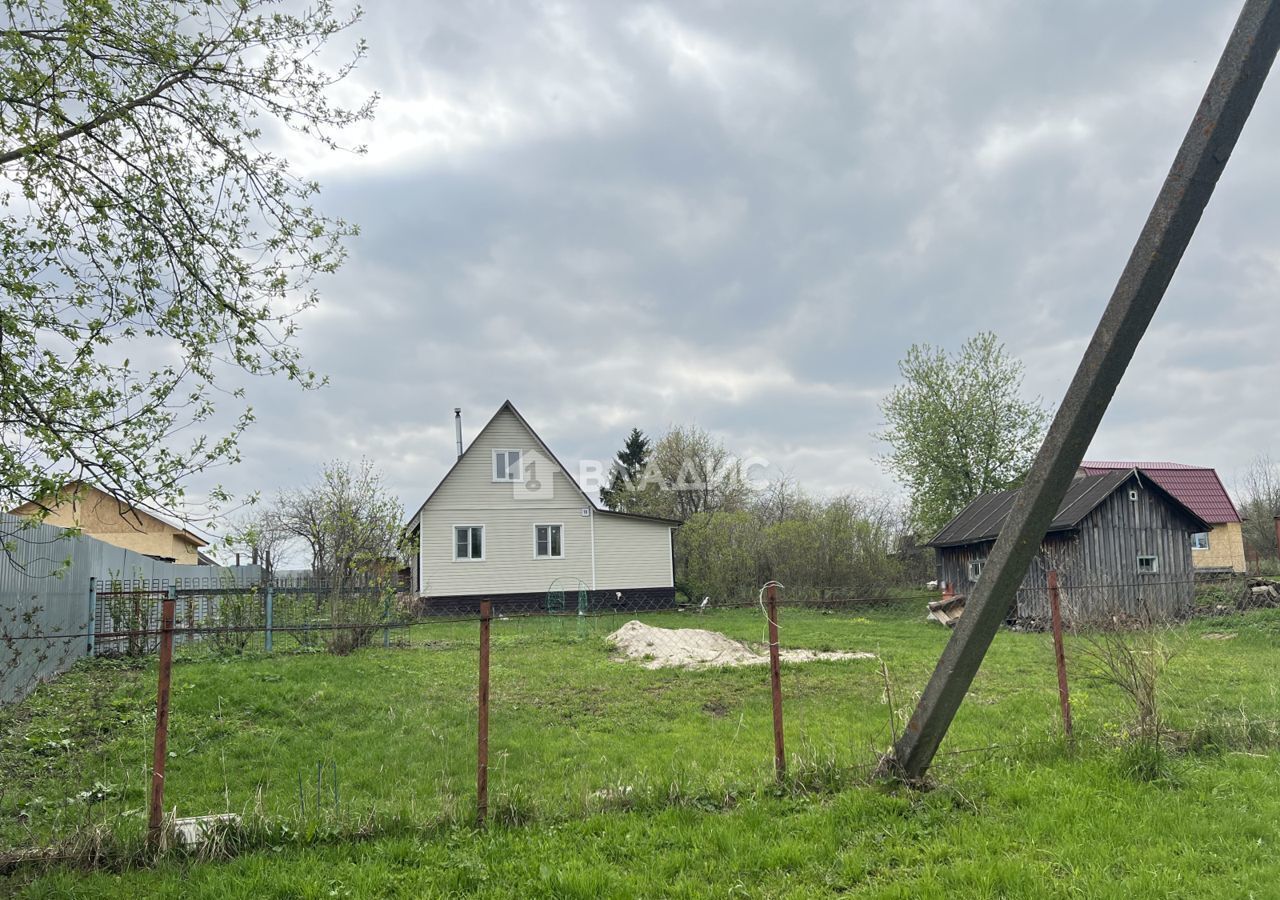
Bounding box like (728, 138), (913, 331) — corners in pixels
(1202, 632), (1238, 641)
(607, 620), (875, 670)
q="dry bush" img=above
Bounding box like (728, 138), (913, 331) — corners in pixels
(1075, 602), (1179, 743)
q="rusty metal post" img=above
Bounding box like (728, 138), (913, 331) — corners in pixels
(477, 599), (491, 827)
(86, 576), (96, 655)
(766, 584), (785, 780)
(148, 586), (176, 847)
(882, 0), (1280, 780)
(1048, 571), (1074, 749)
(1272, 515), (1280, 564)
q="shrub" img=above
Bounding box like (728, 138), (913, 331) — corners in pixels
(212, 591), (263, 655)
(322, 583), (401, 655)
(1076, 605), (1179, 744)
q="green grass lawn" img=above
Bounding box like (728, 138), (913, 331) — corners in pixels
(3, 602), (1280, 897)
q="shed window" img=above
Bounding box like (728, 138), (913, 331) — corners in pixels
(1137, 554), (1159, 574)
(492, 450), (522, 482)
(1191, 532), (1210, 551)
(968, 559), (986, 580)
(534, 524), (563, 558)
(454, 526), (484, 560)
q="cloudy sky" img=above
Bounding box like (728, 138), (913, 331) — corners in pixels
(202, 0), (1280, 536)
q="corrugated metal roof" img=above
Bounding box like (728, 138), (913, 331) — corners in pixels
(1079, 460), (1240, 523)
(928, 471), (1132, 548)
(928, 469), (1210, 548)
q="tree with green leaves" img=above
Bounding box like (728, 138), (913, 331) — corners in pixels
(227, 505), (291, 582)
(0, 0), (374, 527)
(877, 332), (1050, 538)
(275, 458), (402, 653)
(600, 427), (651, 512)
(278, 458), (402, 588)
(610, 424), (753, 521)
(650, 424), (752, 521)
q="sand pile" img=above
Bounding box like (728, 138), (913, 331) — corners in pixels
(607, 620), (875, 670)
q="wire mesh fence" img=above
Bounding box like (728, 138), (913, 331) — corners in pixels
(84, 577), (408, 659)
(2, 571), (1279, 864)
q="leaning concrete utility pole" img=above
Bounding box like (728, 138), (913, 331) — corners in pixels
(881, 0), (1280, 780)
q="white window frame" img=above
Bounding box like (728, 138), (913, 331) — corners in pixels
(491, 449), (523, 482)
(453, 524), (485, 561)
(1137, 554), (1159, 575)
(968, 558), (986, 581)
(1191, 532), (1210, 551)
(533, 523), (565, 559)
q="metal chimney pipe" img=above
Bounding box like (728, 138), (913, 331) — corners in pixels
(454, 408), (464, 459)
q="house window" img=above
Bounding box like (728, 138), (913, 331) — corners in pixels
(454, 525), (484, 560)
(492, 449), (522, 482)
(968, 559), (986, 581)
(1137, 554), (1159, 575)
(534, 524), (563, 558)
(1191, 532), (1210, 551)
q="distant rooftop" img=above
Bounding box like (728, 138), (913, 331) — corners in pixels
(930, 471), (1126, 548)
(1078, 461), (1240, 524)
(929, 468), (1211, 548)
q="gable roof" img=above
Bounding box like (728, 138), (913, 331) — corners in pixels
(9, 481), (208, 547)
(407, 401), (681, 528)
(928, 469), (1210, 548)
(1078, 461), (1240, 524)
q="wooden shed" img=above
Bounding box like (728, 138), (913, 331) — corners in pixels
(928, 469), (1209, 625)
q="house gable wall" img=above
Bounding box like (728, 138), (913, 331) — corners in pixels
(416, 407), (673, 599)
(10, 486), (201, 564)
(425, 410), (586, 512)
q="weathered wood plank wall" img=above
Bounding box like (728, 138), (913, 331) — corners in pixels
(936, 476), (1198, 624)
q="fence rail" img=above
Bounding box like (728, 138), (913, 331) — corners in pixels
(3, 571), (1278, 864)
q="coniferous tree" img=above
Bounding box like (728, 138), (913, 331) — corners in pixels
(600, 428), (652, 511)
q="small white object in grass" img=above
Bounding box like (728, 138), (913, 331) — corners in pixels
(590, 784), (633, 802)
(174, 813), (241, 846)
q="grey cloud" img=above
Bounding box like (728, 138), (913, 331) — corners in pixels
(187, 0), (1280, 529)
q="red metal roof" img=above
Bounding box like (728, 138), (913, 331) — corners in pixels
(1078, 461), (1240, 524)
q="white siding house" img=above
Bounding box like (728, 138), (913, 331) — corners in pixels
(406, 402), (678, 613)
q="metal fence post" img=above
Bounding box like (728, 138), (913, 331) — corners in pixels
(86, 577), (96, 656)
(149, 586), (177, 848)
(1048, 571), (1074, 749)
(265, 585), (274, 653)
(383, 590), (390, 649)
(477, 599), (491, 827)
(766, 583), (785, 781)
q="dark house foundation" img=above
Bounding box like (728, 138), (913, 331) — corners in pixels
(411, 586), (678, 617)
